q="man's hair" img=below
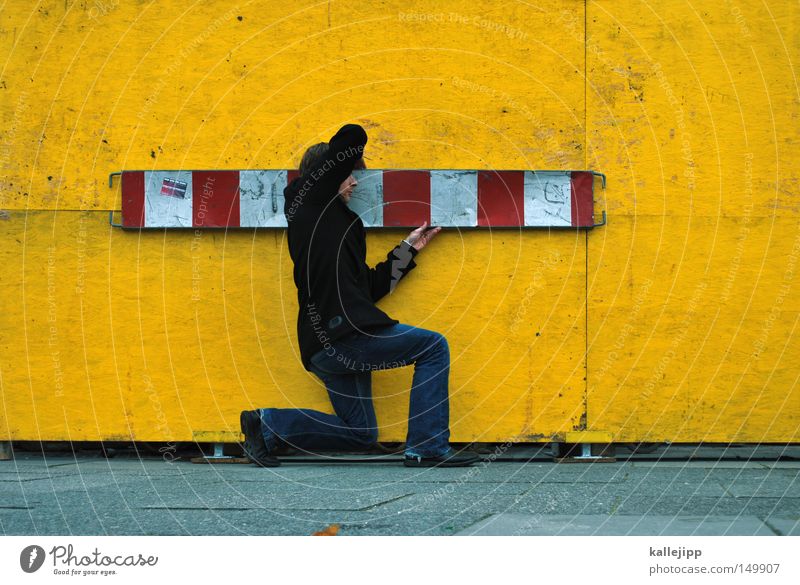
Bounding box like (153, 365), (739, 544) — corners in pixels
(299, 142), (329, 176)
(298, 141), (366, 177)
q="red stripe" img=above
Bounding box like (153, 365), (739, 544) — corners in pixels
(121, 171), (145, 228)
(382, 170), (430, 227)
(192, 171), (240, 228)
(570, 171), (594, 227)
(477, 171), (524, 227)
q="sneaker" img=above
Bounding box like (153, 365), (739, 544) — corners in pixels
(239, 410), (281, 467)
(403, 448), (480, 468)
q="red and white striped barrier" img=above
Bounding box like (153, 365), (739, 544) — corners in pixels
(111, 170), (605, 229)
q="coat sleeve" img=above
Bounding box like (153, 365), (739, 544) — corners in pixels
(301, 124), (368, 207)
(366, 240), (419, 302)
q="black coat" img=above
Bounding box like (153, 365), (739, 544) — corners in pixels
(283, 124), (419, 370)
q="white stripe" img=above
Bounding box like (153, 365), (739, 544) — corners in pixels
(144, 171), (193, 228)
(349, 170), (384, 227)
(239, 170), (288, 227)
(523, 171), (572, 227)
(430, 170), (477, 227)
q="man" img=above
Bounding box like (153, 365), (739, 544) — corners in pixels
(240, 123), (478, 468)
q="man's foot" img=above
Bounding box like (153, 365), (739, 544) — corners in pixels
(403, 448), (480, 468)
(239, 410), (281, 467)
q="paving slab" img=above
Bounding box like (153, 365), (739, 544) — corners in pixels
(2, 505), (490, 536)
(725, 475), (799, 498)
(631, 461), (769, 469)
(3, 449), (798, 536)
(760, 462), (800, 469)
(612, 495), (800, 516)
(763, 516), (800, 536)
(44, 482), (415, 513)
(456, 514), (776, 535)
(377, 484), (617, 517)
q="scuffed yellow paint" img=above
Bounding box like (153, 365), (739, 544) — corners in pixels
(586, 0), (799, 442)
(0, 210), (586, 442)
(1, 0), (797, 445)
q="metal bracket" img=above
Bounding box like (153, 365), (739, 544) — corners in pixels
(591, 170), (606, 228)
(591, 171), (607, 189)
(574, 443), (604, 460)
(592, 209), (607, 228)
(205, 443), (227, 459)
(108, 210), (123, 228)
(108, 171), (122, 188)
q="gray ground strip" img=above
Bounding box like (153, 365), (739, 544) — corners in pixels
(455, 514), (779, 536)
(1, 446), (798, 536)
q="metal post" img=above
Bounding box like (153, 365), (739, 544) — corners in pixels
(205, 442), (226, 459)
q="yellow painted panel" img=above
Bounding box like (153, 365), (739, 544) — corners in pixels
(587, 214), (800, 442)
(0, 0), (585, 210)
(0, 211), (587, 442)
(0, 0), (589, 443)
(587, 0), (799, 442)
(587, 0), (800, 442)
(586, 0), (798, 219)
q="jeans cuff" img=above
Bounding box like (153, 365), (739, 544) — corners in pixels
(257, 408), (279, 452)
(405, 446), (451, 459)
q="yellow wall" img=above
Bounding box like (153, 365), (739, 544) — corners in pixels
(1, 1), (796, 443)
(586, 0), (799, 442)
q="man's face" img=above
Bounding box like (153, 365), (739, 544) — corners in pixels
(338, 174), (357, 204)
(338, 156), (365, 204)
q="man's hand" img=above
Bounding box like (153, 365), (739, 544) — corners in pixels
(404, 221), (441, 251)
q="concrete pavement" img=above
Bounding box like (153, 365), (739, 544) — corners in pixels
(1, 444), (798, 536)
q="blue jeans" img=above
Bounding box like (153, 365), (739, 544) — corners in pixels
(259, 323), (451, 458)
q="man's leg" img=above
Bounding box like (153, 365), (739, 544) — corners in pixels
(314, 324), (454, 458)
(258, 368), (377, 453)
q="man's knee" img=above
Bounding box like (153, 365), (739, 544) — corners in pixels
(353, 427), (379, 447)
(427, 330), (449, 358)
